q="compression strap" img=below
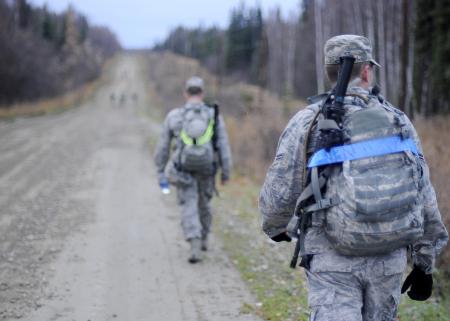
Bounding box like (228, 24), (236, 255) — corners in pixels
(308, 135), (419, 168)
(180, 119), (215, 146)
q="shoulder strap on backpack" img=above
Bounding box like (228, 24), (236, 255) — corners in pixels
(289, 104), (322, 269)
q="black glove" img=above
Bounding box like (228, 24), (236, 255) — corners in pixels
(401, 265), (433, 301)
(271, 232), (291, 243)
(221, 173), (229, 185)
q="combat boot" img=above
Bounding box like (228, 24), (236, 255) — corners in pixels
(188, 238), (202, 264)
(201, 235), (208, 251)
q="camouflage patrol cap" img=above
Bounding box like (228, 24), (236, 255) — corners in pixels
(324, 35), (380, 67)
(185, 76), (205, 90)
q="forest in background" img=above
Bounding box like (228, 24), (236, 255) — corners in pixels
(0, 0), (121, 106)
(155, 0), (449, 118)
(150, 0), (450, 273)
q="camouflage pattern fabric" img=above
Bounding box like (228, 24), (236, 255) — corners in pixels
(316, 99), (425, 256)
(306, 249), (406, 321)
(176, 174), (214, 240)
(259, 87), (447, 271)
(178, 105), (215, 174)
(259, 86), (448, 318)
(324, 35), (380, 67)
(185, 76), (205, 90)
(154, 101), (232, 240)
(154, 102), (232, 182)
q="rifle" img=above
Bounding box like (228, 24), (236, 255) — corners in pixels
(289, 56), (355, 269)
(318, 56), (356, 149)
(211, 103), (220, 154)
(208, 102), (221, 196)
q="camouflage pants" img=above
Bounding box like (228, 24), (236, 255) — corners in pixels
(176, 175), (214, 240)
(306, 249), (407, 321)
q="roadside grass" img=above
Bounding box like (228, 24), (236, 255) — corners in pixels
(145, 51), (450, 320)
(214, 177), (309, 321)
(398, 268), (450, 321)
(147, 51), (306, 181)
(214, 176), (450, 321)
(0, 57), (117, 119)
(414, 116), (450, 274)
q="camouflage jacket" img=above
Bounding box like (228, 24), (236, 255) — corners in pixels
(259, 87), (448, 273)
(154, 102), (232, 182)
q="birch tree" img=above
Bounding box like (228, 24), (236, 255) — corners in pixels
(376, 0), (387, 95)
(314, 0), (325, 93)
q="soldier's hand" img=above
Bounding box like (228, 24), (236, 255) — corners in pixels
(158, 172), (167, 183)
(271, 232), (292, 243)
(221, 173), (229, 186)
(401, 265), (433, 301)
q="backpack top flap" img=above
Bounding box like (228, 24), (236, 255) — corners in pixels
(178, 104), (215, 173)
(181, 105), (213, 140)
(344, 98), (404, 143)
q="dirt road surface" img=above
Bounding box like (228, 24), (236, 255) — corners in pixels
(0, 54), (262, 321)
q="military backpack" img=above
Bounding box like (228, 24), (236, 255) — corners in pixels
(177, 103), (216, 174)
(297, 96), (425, 256)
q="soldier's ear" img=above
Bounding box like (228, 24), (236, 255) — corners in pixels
(360, 64), (372, 84)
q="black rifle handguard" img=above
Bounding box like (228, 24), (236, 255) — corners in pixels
(334, 56), (356, 108)
(325, 56), (355, 124)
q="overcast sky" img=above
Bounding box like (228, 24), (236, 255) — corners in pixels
(29, 0), (301, 49)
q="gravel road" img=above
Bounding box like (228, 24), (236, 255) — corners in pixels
(0, 55), (262, 321)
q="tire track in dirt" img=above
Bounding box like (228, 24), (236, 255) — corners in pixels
(0, 54), (263, 321)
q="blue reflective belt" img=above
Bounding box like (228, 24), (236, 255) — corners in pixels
(308, 135), (419, 168)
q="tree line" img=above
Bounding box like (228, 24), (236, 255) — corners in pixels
(155, 0), (449, 117)
(0, 0), (121, 106)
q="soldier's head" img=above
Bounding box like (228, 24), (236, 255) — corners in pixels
(324, 35), (380, 89)
(184, 76), (205, 101)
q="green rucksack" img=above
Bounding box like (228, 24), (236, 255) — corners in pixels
(292, 97), (424, 257)
(178, 103), (215, 174)
(315, 98), (424, 255)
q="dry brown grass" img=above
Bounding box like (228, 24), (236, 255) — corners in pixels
(414, 116), (450, 272)
(0, 58), (116, 119)
(147, 51), (306, 181)
(148, 51), (450, 270)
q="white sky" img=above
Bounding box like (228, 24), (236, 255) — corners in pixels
(29, 0), (301, 48)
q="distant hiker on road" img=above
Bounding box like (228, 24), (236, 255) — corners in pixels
(119, 93), (126, 106)
(154, 76), (232, 263)
(259, 35), (448, 321)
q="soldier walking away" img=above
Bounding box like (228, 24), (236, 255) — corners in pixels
(259, 35), (448, 321)
(154, 77), (232, 264)
(132, 92), (139, 105)
(119, 93), (126, 106)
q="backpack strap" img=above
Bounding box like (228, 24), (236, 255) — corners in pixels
(308, 135), (419, 167)
(176, 108), (190, 171)
(289, 105), (321, 269)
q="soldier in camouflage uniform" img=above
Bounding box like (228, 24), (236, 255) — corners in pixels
(259, 35), (448, 321)
(154, 77), (232, 263)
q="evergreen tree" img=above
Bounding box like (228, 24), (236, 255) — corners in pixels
(42, 5), (55, 41)
(225, 4), (264, 81)
(414, 0), (450, 115)
(79, 15), (89, 43)
(430, 0), (450, 114)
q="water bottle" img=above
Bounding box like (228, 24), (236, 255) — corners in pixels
(159, 177), (170, 195)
